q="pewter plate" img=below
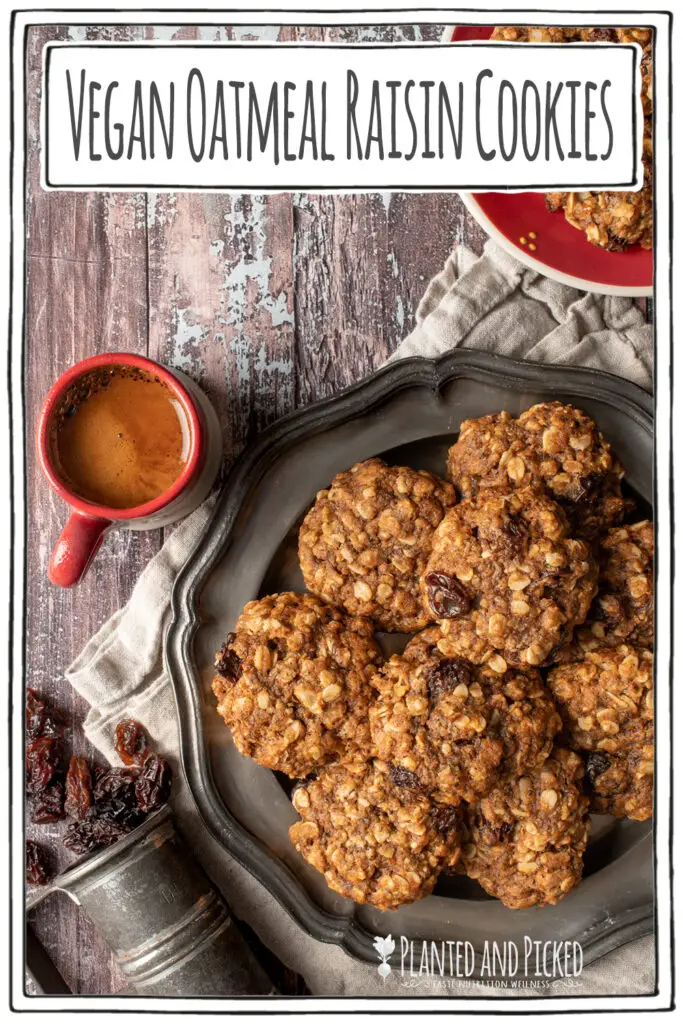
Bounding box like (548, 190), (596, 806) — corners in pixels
(166, 351), (654, 969)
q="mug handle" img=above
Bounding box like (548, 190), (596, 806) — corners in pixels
(48, 512), (111, 587)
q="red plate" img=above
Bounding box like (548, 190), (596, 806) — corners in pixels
(448, 26), (653, 295)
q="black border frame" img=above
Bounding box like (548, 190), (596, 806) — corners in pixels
(8, 5), (674, 1012)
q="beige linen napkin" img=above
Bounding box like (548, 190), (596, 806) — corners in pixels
(67, 240), (654, 997)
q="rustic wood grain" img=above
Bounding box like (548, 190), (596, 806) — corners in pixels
(24, 21), (486, 995)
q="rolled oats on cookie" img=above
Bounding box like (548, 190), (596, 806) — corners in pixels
(298, 458), (456, 632)
(211, 592), (382, 778)
(585, 521), (654, 649)
(447, 402), (632, 539)
(461, 748), (590, 909)
(547, 644), (653, 821)
(289, 759), (463, 909)
(369, 628), (561, 804)
(422, 486), (597, 668)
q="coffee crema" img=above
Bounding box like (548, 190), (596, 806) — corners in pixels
(49, 365), (191, 509)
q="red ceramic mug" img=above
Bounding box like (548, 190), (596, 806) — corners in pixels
(37, 353), (222, 588)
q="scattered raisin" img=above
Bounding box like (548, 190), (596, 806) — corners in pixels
(114, 719), (151, 767)
(135, 755), (173, 813)
(63, 818), (131, 855)
(424, 571), (471, 619)
(25, 690), (62, 739)
(64, 757), (93, 820)
(93, 768), (144, 827)
(215, 633), (242, 682)
(32, 782), (65, 823)
(388, 764), (421, 789)
(427, 657), (472, 701)
(26, 737), (62, 794)
(585, 751), (612, 785)
(26, 841), (51, 885)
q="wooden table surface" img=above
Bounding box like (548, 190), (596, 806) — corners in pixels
(24, 21), (489, 994)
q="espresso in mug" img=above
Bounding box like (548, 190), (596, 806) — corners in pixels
(49, 365), (191, 509)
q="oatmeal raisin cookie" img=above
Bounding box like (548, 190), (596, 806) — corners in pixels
(289, 759), (462, 909)
(447, 402), (631, 539)
(547, 644), (653, 820)
(212, 592), (381, 778)
(369, 629), (561, 804)
(299, 458), (455, 632)
(461, 748), (590, 908)
(422, 486), (597, 667)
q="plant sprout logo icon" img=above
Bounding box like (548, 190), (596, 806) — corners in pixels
(373, 934), (395, 981)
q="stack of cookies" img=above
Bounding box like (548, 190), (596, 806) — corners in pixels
(212, 402), (654, 911)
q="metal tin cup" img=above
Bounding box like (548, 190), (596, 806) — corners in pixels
(27, 806), (277, 996)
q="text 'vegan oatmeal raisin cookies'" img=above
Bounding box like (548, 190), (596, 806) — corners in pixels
(461, 748), (590, 909)
(369, 629), (561, 804)
(298, 458), (456, 632)
(289, 759), (462, 909)
(547, 644), (653, 820)
(211, 593), (382, 778)
(447, 403), (631, 539)
(422, 487), (597, 668)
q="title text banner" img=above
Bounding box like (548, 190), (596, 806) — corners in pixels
(43, 42), (643, 191)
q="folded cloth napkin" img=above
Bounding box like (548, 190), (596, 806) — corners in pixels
(67, 240), (654, 997)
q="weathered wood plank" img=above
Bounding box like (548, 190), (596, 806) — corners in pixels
(24, 22), (151, 995)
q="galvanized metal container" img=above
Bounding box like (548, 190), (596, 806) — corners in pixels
(27, 806), (277, 996)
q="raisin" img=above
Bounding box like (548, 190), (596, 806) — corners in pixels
(427, 657), (472, 701)
(499, 514), (528, 554)
(388, 764), (420, 789)
(499, 820), (515, 840)
(575, 473), (603, 505)
(93, 768), (144, 827)
(26, 737), (62, 794)
(215, 633), (242, 682)
(64, 757), (93, 820)
(482, 818), (515, 845)
(114, 719), (151, 767)
(63, 818), (131, 855)
(585, 751), (612, 785)
(135, 755), (173, 813)
(32, 781), (65, 823)
(26, 841), (51, 885)
(25, 690), (62, 739)
(424, 572), (471, 619)
(432, 806), (460, 835)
